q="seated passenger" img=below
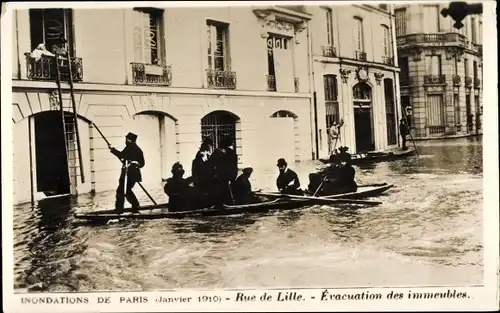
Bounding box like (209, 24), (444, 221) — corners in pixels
(164, 162), (195, 212)
(232, 167), (256, 205)
(276, 158), (303, 195)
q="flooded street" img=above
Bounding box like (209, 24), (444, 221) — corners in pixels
(13, 137), (483, 292)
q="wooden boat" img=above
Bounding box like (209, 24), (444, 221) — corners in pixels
(319, 147), (416, 165)
(73, 184), (393, 224)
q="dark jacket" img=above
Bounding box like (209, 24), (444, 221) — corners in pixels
(399, 122), (408, 136)
(232, 174), (253, 205)
(111, 143), (145, 182)
(191, 150), (213, 187)
(277, 168), (301, 194)
(211, 148), (238, 182)
(164, 177), (193, 212)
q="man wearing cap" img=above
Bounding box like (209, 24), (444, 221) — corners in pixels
(276, 158), (302, 195)
(108, 132), (145, 213)
(232, 167), (255, 205)
(164, 162), (194, 212)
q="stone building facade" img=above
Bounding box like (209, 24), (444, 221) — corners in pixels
(394, 4), (483, 139)
(11, 6), (314, 204)
(307, 4), (402, 157)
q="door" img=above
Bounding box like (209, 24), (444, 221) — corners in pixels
(354, 108), (374, 153)
(130, 114), (162, 188)
(34, 112), (70, 196)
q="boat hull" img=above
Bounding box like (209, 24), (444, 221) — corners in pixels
(320, 147), (416, 165)
(74, 184), (393, 224)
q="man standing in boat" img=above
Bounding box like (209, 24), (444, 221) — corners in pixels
(108, 132), (145, 214)
(276, 158), (303, 195)
(192, 137), (215, 206)
(399, 118), (408, 151)
(211, 137), (238, 205)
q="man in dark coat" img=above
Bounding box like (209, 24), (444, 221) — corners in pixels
(276, 158), (302, 195)
(109, 132), (145, 213)
(211, 137), (238, 205)
(399, 119), (408, 150)
(232, 167), (255, 205)
(318, 153), (357, 196)
(192, 137), (215, 206)
(164, 162), (195, 212)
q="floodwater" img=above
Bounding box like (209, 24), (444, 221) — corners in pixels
(12, 137), (484, 292)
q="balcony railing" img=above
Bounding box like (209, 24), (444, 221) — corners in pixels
(321, 46), (337, 58)
(382, 56), (394, 66)
(25, 53), (83, 82)
(474, 78), (481, 89)
(355, 51), (367, 61)
(423, 74), (446, 85)
(267, 75), (276, 91)
(428, 125), (446, 135)
(396, 33), (466, 47)
(472, 43), (482, 54)
(464, 76), (473, 88)
(452, 74), (461, 86)
(131, 63), (172, 86)
(206, 69), (237, 89)
(294, 77), (300, 93)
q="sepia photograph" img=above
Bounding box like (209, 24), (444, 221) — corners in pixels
(2, 1), (498, 312)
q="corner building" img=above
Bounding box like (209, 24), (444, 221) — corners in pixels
(306, 4), (402, 158)
(394, 4), (483, 139)
(11, 6), (314, 205)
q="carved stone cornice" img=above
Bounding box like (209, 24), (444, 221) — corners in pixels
(445, 46), (465, 60)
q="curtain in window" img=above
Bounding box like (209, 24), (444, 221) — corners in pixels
(395, 9), (406, 37)
(354, 17), (363, 51)
(133, 10), (153, 63)
(326, 9), (334, 46)
(426, 94), (444, 125)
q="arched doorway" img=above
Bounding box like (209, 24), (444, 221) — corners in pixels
(353, 82), (375, 153)
(269, 110), (299, 164)
(129, 111), (178, 187)
(13, 111), (92, 204)
(201, 110), (240, 154)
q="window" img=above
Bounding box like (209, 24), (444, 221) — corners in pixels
(325, 8), (334, 47)
(473, 61), (477, 81)
(478, 21), (482, 44)
(378, 4), (388, 11)
(29, 9), (75, 56)
(324, 75), (339, 127)
(471, 17), (477, 43)
(207, 20), (230, 71)
(395, 9), (407, 37)
(423, 5), (440, 33)
(398, 56), (410, 80)
(132, 8), (164, 65)
(453, 57), (458, 75)
(382, 25), (391, 56)
(426, 95), (445, 126)
(425, 55), (442, 76)
(454, 94), (460, 125)
(464, 58), (469, 77)
(354, 17), (364, 51)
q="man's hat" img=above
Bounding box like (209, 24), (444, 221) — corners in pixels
(202, 137), (213, 146)
(126, 132), (138, 142)
(277, 158), (287, 167)
(221, 137), (233, 148)
(242, 167), (253, 174)
(171, 162), (184, 172)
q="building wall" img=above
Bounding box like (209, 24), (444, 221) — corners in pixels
(308, 5), (400, 158)
(395, 4), (483, 139)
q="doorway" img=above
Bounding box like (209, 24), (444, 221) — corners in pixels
(352, 82), (374, 153)
(34, 111), (70, 196)
(354, 107), (374, 153)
